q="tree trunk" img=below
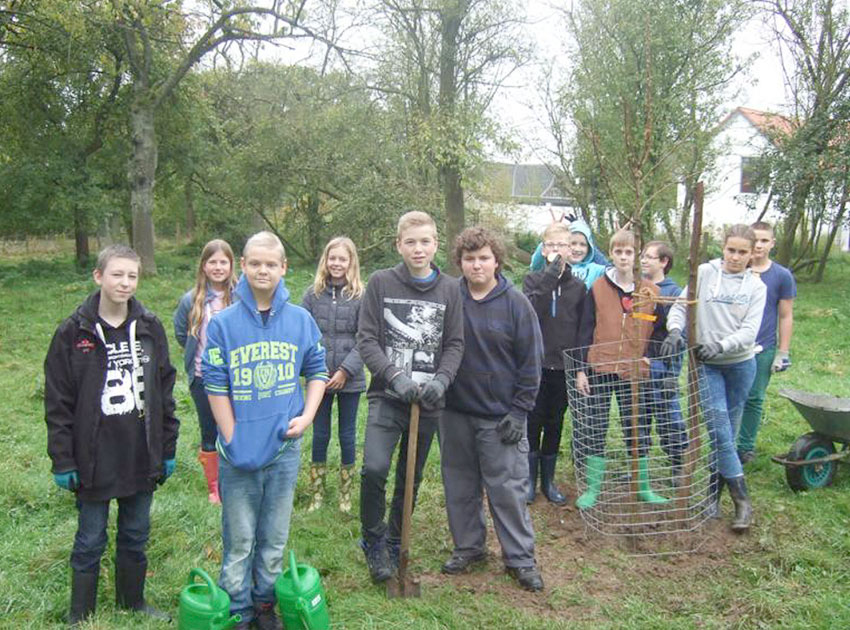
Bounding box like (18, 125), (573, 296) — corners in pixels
(776, 177), (812, 266)
(184, 176), (195, 240)
(128, 97), (158, 274)
(814, 179), (849, 282)
(73, 205), (90, 268)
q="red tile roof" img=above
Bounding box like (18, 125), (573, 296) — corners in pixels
(719, 106), (797, 144)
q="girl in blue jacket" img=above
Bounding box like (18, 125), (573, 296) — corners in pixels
(301, 237), (366, 513)
(173, 239), (237, 503)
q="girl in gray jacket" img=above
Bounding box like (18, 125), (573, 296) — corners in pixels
(301, 237), (366, 513)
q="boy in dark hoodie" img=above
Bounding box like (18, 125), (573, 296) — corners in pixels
(203, 231), (328, 629)
(440, 227), (544, 591)
(639, 241), (687, 483)
(45, 245), (178, 625)
(574, 230), (668, 510)
(522, 222), (586, 505)
(356, 211), (464, 583)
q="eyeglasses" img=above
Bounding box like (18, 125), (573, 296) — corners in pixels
(543, 242), (570, 249)
(640, 254), (660, 260)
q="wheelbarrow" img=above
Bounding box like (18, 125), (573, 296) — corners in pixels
(771, 388), (850, 491)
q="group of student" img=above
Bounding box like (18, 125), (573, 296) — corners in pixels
(44, 210), (794, 628)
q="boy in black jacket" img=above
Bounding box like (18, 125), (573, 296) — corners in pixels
(356, 211), (464, 583)
(522, 222), (587, 505)
(45, 245), (179, 625)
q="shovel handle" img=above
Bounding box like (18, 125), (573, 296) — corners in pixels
(398, 402), (420, 577)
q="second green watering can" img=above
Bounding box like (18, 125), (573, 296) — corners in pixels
(178, 567), (241, 630)
(275, 550), (330, 630)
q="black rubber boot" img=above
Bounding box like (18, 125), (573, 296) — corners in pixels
(115, 555), (171, 621)
(725, 475), (753, 532)
(539, 454), (567, 505)
(526, 451), (540, 504)
(69, 569), (98, 626)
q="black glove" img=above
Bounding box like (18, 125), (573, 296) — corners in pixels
(660, 329), (685, 359)
(696, 341), (723, 362)
(544, 254), (563, 279)
(496, 411), (525, 444)
(419, 374), (449, 408)
(389, 372), (420, 403)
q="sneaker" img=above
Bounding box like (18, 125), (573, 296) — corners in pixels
(738, 450), (756, 464)
(253, 602), (282, 630)
(506, 565), (544, 592)
(441, 551), (487, 575)
(359, 538), (393, 583)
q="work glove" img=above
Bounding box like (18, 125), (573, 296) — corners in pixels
(54, 470), (79, 492)
(660, 329), (685, 360)
(158, 459), (176, 485)
(772, 350), (791, 373)
(696, 341), (723, 362)
(544, 254), (563, 279)
(389, 372), (420, 404)
(496, 411), (526, 445)
(419, 374), (449, 409)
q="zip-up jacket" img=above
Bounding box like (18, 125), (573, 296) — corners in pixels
(647, 276), (682, 358)
(356, 262), (464, 412)
(667, 259), (766, 365)
(446, 275), (542, 419)
(44, 292), (179, 488)
(202, 275), (329, 470)
(522, 265), (586, 370)
(173, 284), (239, 384)
(301, 283), (366, 393)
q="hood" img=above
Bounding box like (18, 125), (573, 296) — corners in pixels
(706, 258), (757, 300)
(234, 274), (290, 324)
(655, 277), (678, 291)
(460, 273), (511, 303)
(391, 262), (442, 292)
(604, 266), (635, 293)
(74, 291), (145, 330)
(569, 220), (601, 266)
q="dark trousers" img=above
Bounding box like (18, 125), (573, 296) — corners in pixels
(71, 491), (152, 572)
(359, 397), (437, 543)
(527, 369), (568, 455)
(311, 391), (361, 466)
(574, 370), (651, 459)
(190, 377), (218, 452)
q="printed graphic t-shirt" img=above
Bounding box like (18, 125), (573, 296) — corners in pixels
(79, 318), (152, 501)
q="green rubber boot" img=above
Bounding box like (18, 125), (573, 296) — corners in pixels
(637, 457), (670, 504)
(576, 456), (606, 510)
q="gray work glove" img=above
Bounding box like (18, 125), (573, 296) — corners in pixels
(660, 329), (685, 360)
(496, 411), (526, 445)
(419, 374), (449, 409)
(772, 350), (791, 373)
(696, 341), (723, 362)
(389, 372), (420, 403)
(544, 254), (563, 279)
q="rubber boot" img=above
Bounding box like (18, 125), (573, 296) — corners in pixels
(197, 449), (221, 504)
(69, 568), (98, 626)
(307, 463), (326, 513)
(725, 475), (753, 532)
(339, 464), (355, 514)
(637, 457), (670, 504)
(576, 455), (606, 510)
(539, 454), (567, 505)
(526, 451), (540, 504)
(115, 555), (170, 621)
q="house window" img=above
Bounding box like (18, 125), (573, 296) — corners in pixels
(740, 156), (762, 194)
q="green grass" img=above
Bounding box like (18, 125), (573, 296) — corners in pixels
(1, 245), (849, 629)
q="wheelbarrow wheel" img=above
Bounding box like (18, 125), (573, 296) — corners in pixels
(786, 432), (837, 492)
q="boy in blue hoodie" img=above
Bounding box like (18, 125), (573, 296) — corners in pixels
(529, 219), (607, 289)
(203, 231), (328, 630)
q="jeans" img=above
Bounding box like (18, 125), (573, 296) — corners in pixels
(737, 347), (776, 453)
(698, 359), (757, 478)
(641, 359), (687, 462)
(527, 369), (568, 455)
(311, 391), (361, 466)
(218, 440), (301, 622)
(190, 377), (218, 452)
(359, 397), (437, 543)
(71, 491), (152, 572)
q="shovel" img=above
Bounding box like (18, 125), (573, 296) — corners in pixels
(386, 401), (422, 598)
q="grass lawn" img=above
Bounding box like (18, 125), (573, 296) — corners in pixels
(1, 244), (848, 629)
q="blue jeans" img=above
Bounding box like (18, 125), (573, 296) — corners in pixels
(71, 491), (152, 572)
(698, 359), (757, 478)
(190, 377), (218, 451)
(642, 359), (687, 462)
(311, 391), (361, 466)
(218, 440), (301, 622)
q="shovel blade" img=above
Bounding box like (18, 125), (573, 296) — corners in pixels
(386, 575), (421, 598)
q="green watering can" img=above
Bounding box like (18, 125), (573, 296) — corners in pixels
(178, 567), (242, 630)
(275, 550), (330, 630)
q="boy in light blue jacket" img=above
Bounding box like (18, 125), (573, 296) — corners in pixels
(203, 231), (328, 629)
